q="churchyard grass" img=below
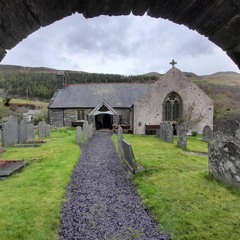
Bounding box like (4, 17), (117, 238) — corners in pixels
(0, 128), (79, 240)
(112, 134), (240, 240)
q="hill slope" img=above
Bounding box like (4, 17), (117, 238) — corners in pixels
(0, 64), (239, 122)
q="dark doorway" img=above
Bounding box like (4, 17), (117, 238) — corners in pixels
(103, 114), (111, 128)
(95, 114), (112, 130)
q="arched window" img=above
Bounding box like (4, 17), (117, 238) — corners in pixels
(164, 92), (181, 122)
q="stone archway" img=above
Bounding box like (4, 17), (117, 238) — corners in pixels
(0, 1), (240, 69)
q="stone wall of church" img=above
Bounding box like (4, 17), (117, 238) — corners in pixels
(115, 109), (131, 125)
(133, 67), (214, 135)
(49, 108), (132, 128)
(49, 109), (64, 127)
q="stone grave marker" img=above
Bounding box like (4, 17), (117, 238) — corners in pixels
(19, 120), (28, 143)
(121, 139), (137, 174)
(76, 126), (82, 145)
(221, 120), (239, 136)
(38, 120), (46, 138)
(166, 123), (173, 143)
(2, 115), (19, 147)
(202, 125), (213, 142)
(177, 123), (187, 149)
(82, 121), (89, 142)
(27, 123), (35, 141)
(118, 127), (124, 161)
(209, 134), (240, 189)
(236, 129), (240, 139)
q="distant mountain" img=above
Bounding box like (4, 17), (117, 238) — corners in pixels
(0, 64), (240, 123)
(0, 64), (59, 73)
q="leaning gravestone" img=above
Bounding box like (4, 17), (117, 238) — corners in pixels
(121, 139), (137, 174)
(82, 121), (89, 142)
(19, 120), (28, 143)
(177, 123), (188, 149)
(27, 123), (35, 141)
(2, 115), (19, 147)
(118, 127), (124, 161)
(76, 126), (82, 145)
(202, 125), (213, 142)
(38, 120), (46, 138)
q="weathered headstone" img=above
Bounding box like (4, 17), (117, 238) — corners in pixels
(76, 126), (82, 145)
(236, 129), (240, 139)
(27, 123), (35, 141)
(166, 123), (173, 143)
(88, 123), (93, 138)
(2, 115), (19, 147)
(121, 139), (137, 174)
(177, 123), (187, 149)
(38, 120), (46, 138)
(220, 120), (239, 136)
(159, 123), (173, 143)
(82, 121), (89, 142)
(118, 127), (124, 161)
(45, 124), (51, 137)
(202, 125), (213, 142)
(19, 120), (28, 143)
(209, 134), (240, 189)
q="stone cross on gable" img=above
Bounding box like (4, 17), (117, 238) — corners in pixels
(170, 59), (177, 68)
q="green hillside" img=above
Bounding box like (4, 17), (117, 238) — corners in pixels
(0, 64), (239, 122)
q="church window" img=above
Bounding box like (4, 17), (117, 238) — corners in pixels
(164, 92), (181, 122)
(77, 110), (85, 120)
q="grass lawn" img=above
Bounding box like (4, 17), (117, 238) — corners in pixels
(112, 134), (240, 240)
(0, 128), (79, 240)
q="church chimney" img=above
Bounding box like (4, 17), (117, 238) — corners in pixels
(56, 71), (66, 89)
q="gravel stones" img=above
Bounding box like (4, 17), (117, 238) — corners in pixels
(59, 131), (170, 240)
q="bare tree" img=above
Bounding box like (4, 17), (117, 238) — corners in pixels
(179, 102), (206, 130)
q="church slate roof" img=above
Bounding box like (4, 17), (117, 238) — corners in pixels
(49, 83), (151, 109)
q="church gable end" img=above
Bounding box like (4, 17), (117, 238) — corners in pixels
(133, 67), (213, 134)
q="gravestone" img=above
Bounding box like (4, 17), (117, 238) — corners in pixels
(166, 123), (173, 143)
(159, 123), (173, 143)
(19, 120), (28, 143)
(45, 124), (50, 137)
(202, 125), (213, 142)
(82, 121), (89, 142)
(27, 123), (35, 141)
(118, 127), (124, 161)
(236, 129), (240, 139)
(76, 126), (82, 145)
(177, 123), (187, 149)
(220, 120), (239, 136)
(2, 115), (19, 147)
(121, 139), (137, 174)
(88, 123), (93, 138)
(209, 134), (240, 188)
(38, 120), (46, 138)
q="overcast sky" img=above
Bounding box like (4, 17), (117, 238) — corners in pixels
(1, 13), (240, 76)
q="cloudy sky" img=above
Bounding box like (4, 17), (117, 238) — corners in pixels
(2, 13), (240, 76)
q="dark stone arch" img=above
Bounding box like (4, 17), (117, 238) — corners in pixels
(0, 0), (240, 69)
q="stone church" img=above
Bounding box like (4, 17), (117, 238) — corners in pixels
(48, 66), (213, 134)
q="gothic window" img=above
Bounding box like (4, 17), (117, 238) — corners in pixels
(77, 110), (85, 120)
(164, 92), (181, 122)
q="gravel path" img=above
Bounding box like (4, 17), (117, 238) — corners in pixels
(59, 131), (170, 240)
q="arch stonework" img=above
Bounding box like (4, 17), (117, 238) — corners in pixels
(0, 0), (240, 68)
